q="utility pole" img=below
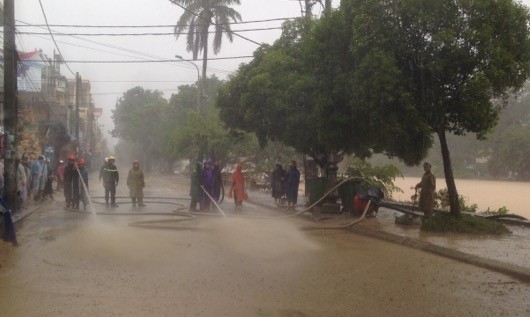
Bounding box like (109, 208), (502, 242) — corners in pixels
(75, 72), (81, 157)
(3, 0), (18, 211)
(325, 0), (332, 11)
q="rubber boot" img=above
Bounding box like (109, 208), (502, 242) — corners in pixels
(132, 197), (137, 207)
(138, 197), (145, 207)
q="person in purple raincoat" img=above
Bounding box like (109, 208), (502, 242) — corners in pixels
(200, 160), (215, 211)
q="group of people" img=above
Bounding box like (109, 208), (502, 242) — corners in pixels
(271, 160), (301, 210)
(189, 160), (224, 211)
(98, 156), (146, 208)
(189, 160), (250, 212)
(62, 155), (89, 210)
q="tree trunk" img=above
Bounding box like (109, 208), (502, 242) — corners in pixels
(437, 130), (461, 216)
(200, 31), (208, 116)
(324, 152), (343, 201)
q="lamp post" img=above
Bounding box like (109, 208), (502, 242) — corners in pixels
(175, 55), (201, 113)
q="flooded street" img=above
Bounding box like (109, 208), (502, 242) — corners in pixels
(393, 177), (530, 219)
(1, 175), (530, 316)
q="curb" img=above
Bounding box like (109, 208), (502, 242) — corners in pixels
(349, 225), (530, 283)
(248, 197), (530, 283)
(13, 200), (52, 223)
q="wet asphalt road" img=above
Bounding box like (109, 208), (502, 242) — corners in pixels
(1, 174), (529, 316)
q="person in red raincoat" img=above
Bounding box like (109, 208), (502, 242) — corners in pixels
(227, 163), (248, 208)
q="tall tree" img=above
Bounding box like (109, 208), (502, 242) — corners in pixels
(217, 16), (431, 190)
(346, 0), (530, 216)
(169, 0), (241, 115)
(111, 87), (169, 165)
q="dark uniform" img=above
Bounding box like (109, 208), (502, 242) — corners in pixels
(102, 159), (119, 207)
(63, 158), (79, 209)
(416, 162), (436, 217)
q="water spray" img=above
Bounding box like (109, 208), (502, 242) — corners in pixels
(201, 185), (227, 217)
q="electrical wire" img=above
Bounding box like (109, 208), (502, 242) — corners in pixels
(169, 0), (262, 46)
(17, 27), (282, 37)
(51, 56), (253, 64)
(38, 0), (75, 76)
(15, 17), (294, 28)
(14, 33), (54, 110)
(17, 20), (233, 75)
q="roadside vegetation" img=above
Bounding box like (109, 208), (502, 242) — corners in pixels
(420, 189), (511, 234)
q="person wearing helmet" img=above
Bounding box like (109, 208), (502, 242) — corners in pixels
(75, 159), (89, 211)
(127, 160), (145, 207)
(102, 155), (119, 207)
(63, 155), (79, 209)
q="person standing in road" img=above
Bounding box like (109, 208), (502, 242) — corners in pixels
(63, 155), (79, 209)
(271, 163), (286, 206)
(284, 160), (300, 210)
(103, 156), (119, 208)
(77, 159), (89, 211)
(127, 160), (145, 208)
(227, 163), (248, 208)
(200, 160), (215, 211)
(212, 160), (223, 203)
(42, 158), (55, 201)
(415, 162), (436, 218)
(189, 162), (202, 211)
(31, 155), (48, 201)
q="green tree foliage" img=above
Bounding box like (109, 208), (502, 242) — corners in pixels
(111, 87), (169, 162)
(346, 0), (530, 215)
(342, 157), (403, 199)
(217, 15), (430, 173)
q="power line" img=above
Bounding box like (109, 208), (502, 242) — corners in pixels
(17, 27), (282, 37)
(53, 56), (253, 64)
(16, 20), (233, 74)
(170, 1), (262, 46)
(38, 0), (75, 76)
(24, 80), (197, 84)
(15, 17), (294, 28)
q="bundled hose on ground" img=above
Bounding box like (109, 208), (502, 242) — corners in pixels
(243, 177), (374, 221)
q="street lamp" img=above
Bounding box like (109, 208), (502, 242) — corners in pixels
(175, 55), (201, 113)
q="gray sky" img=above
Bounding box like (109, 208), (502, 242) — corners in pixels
(13, 0), (530, 148)
(15, 0), (319, 147)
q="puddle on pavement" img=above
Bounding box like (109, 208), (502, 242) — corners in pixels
(376, 209), (530, 268)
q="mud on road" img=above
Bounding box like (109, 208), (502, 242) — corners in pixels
(0, 174), (529, 316)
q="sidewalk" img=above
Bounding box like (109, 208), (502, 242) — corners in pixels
(246, 188), (530, 282)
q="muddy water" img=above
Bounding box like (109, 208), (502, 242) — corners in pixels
(393, 177), (530, 218)
(1, 201), (530, 316)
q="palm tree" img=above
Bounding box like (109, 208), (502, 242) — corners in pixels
(170, 0), (242, 115)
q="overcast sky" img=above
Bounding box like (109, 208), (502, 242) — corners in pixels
(15, 0), (322, 147)
(13, 0), (530, 148)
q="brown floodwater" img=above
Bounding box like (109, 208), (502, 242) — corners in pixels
(393, 177), (530, 218)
